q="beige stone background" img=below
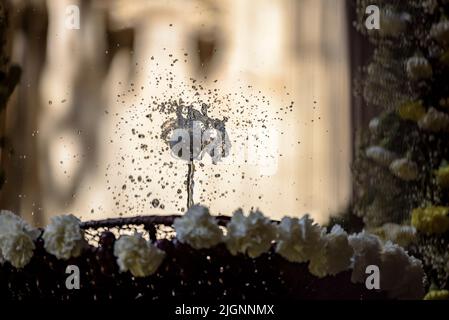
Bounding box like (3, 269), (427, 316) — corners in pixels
(0, 0), (351, 226)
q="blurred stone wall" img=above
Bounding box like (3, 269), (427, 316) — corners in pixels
(0, 0), (352, 225)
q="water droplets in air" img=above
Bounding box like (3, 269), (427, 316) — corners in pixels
(105, 52), (294, 216)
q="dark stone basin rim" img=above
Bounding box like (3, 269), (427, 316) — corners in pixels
(79, 215), (281, 229)
(79, 215), (231, 229)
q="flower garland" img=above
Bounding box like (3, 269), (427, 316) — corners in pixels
(0, 207), (425, 299)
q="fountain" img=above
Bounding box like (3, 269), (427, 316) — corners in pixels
(161, 99), (231, 209)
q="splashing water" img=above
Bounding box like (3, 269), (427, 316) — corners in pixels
(161, 99), (231, 209)
(105, 53), (294, 216)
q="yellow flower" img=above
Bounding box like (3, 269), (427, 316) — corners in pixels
(411, 206), (449, 234)
(397, 101), (426, 122)
(424, 290), (449, 300)
(435, 165), (449, 188)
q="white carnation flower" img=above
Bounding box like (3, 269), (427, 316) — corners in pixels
(43, 214), (87, 260)
(309, 225), (353, 278)
(392, 255), (425, 300)
(0, 210), (40, 239)
(0, 230), (36, 269)
(406, 56), (433, 80)
(173, 205), (223, 249)
(348, 232), (425, 299)
(0, 210), (38, 268)
(348, 231), (383, 284)
(389, 158), (419, 181)
(380, 242), (424, 300)
(379, 242), (412, 292)
(418, 107), (449, 132)
(113, 234), (165, 277)
(275, 215), (325, 263)
(365, 146), (397, 166)
(225, 209), (277, 258)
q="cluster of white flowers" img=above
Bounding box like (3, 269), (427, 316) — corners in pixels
(349, 231), (424, 300)
(380, 242), (424, 300)
(113, 234), (165, 278)
(275, 216), (353, 278)
(365, 146), (398, 167)
(389, 158), (419, 181)
(406, 56), (433, 80)
(349, 231), (384, 284)
(42, 215), (87, 260)
(173, 205), (223, 249)
(0, 210), (39, 268)
(225, 209), (277, 258)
